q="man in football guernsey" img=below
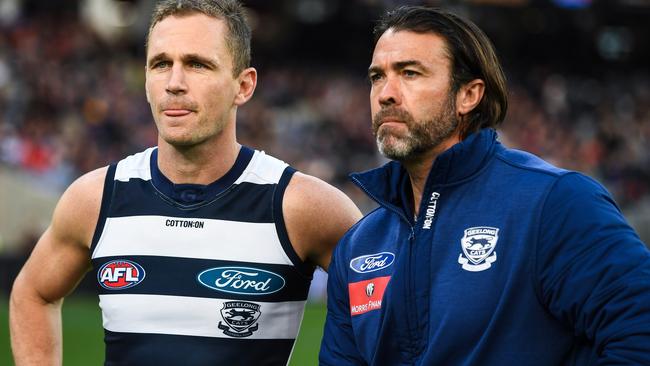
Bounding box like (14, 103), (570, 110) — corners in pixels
(9, 1), (361, 365)
(319, 6), (650, 366)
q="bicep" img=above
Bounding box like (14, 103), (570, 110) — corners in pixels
(537, 173), (650, 357)
(15, 225), (92, 303)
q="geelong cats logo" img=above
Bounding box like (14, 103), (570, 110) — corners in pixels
(218, 301), (262, 337)
(458, 227), (499, 272)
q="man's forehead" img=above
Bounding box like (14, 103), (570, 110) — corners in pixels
(147, 13), (227, 57)
(150, 12), (226, 34)
(371, 29), (449, 66)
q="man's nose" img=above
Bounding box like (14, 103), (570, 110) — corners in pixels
(378, 75), (401, 107)
(166, 64), (187, 95)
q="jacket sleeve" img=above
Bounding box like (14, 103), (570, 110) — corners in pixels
(319, 248), (367, 365)
(536, 173), (650, 364)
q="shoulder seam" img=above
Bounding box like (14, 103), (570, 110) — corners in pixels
(493, 152), (568, 178)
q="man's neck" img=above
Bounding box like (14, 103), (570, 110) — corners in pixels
(404, 135), (461, 217)
(156, 136), (241, 185)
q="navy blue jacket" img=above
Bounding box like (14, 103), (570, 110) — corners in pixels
(320, 129), (650, 365)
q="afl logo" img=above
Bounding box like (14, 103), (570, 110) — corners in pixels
(350, 252), (395, 274)
(97, 260), (146, 290)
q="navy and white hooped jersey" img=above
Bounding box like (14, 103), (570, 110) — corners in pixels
(90, 146), (313, 366)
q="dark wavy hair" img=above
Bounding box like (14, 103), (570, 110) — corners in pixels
(374, 6), (508, 137)
(146, 0), (251, 76)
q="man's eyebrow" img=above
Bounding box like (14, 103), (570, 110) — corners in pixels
(368, 60), (426, 76)
(393, 60), (425, 70)
(147, 52), (168, 68)
(181, 53), (218, 69)
(368, 65), (383, 76)
(147, 53), (219, 69)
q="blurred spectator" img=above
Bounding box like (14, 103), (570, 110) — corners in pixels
(0, 5), (648, 254)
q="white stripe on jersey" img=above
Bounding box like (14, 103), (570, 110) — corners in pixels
(92, 216), (293, 265)
(234, 150), (288, 185)
(100, 294), (306, 340)
(114, 147), (155, 182)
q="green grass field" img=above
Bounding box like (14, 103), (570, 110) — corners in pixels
(0, 295), (327, 365)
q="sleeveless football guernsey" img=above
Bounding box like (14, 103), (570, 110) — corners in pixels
(90, 146), (313, 365)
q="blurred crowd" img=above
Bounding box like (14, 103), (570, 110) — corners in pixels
(0, 12), (648, 229)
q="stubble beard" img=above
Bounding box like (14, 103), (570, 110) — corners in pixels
(158, 119), (226, 149)
(372, 95), (458, 162)
(154, 98), (228, 149)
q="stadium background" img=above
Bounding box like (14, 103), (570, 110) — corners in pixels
(0, 0), (648, 364)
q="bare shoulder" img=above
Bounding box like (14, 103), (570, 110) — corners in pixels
(283, 172), (361, 228)
(283, 172), (362, 271)
(51, 166), (109, 248)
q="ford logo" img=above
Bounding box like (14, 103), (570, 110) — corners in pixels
(197, 267), (286, 295)
(349, 252), (395, 273)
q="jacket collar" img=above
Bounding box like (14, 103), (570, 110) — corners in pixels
(350, 128), (499, 211)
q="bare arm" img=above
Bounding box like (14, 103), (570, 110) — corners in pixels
(9, 167), (107, 365)
(283, 172), (362, 271)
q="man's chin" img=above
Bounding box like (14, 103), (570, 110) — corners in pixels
(159, 134), (203, 149)
(377, 136), (437, 162)
(377, 139), (414, 161)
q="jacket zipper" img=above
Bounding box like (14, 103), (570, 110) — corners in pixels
(410, 186), (440, 360)
(406, 224), (419, 359)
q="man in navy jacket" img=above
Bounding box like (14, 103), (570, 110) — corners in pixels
(320, 6), (650, 365)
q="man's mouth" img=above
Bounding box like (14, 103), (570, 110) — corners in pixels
(380, 118), (404, 125)
(163, 109), (192, 117)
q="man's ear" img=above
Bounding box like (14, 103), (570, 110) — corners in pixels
(234, 67), (257, 106)
(456, 79), (485, 116)
(144, 65), (151, 103)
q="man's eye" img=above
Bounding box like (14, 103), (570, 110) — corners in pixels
(403, 70), (419, 77)
(369, 74), (383, 83)
(153, 61), (171, 69)
(189, 61), (206, 69)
